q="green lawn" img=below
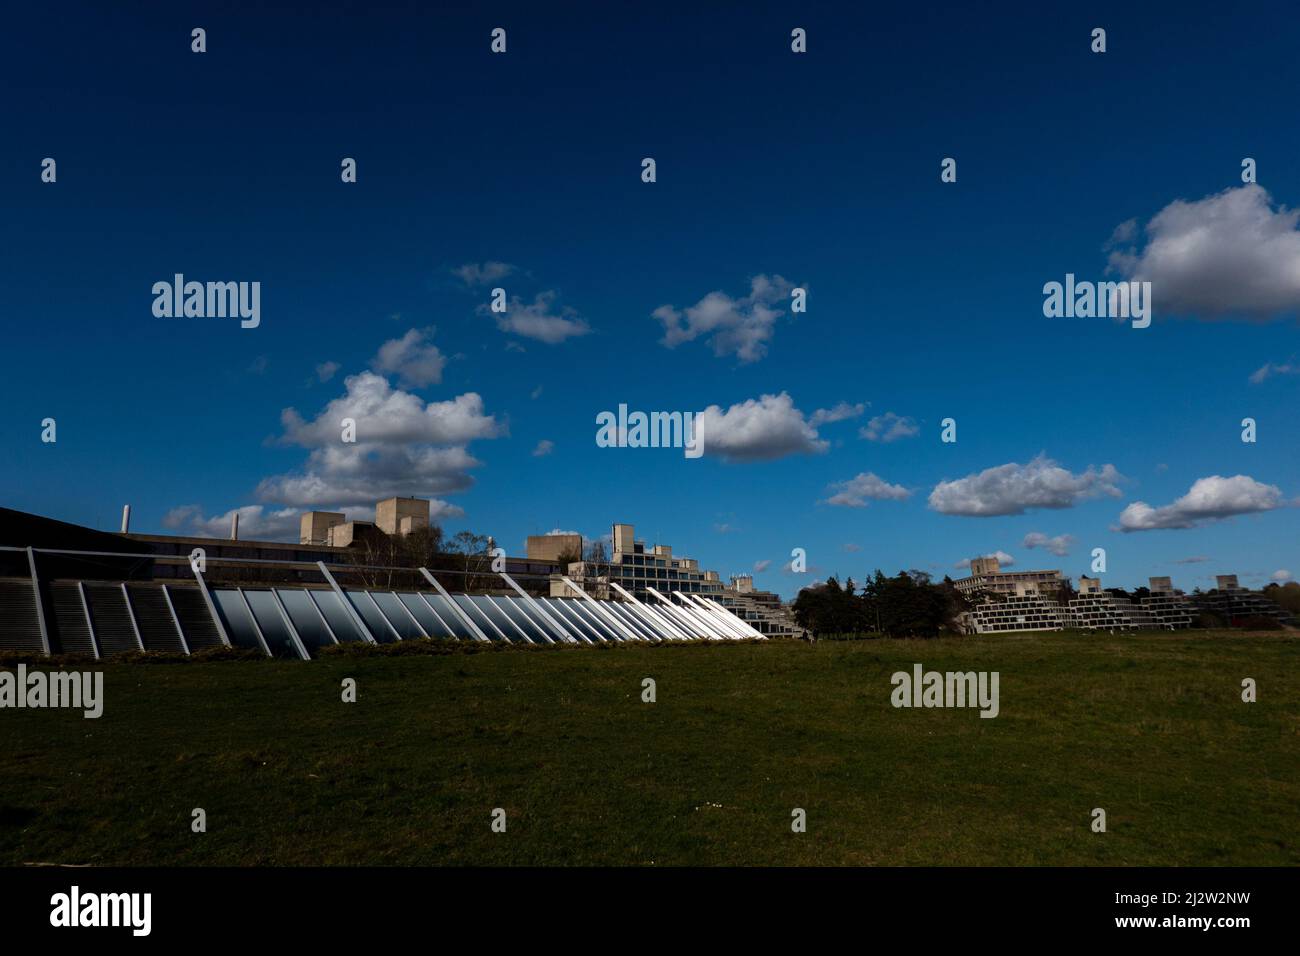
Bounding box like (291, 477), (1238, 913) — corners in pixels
(2, 630), (1296, 866)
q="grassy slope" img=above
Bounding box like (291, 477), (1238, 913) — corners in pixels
(1, 631), (1296, 866)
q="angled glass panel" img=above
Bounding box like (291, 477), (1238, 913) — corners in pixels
(568, 600), (624, 642)
(492, 597), (553, 644)
(345, 589), (400, 643)
(243, 590), (302, 659)
(506, 596), (570, 643)
(629, 603), (682, 640)
(398, 592), (455, 639)
(370, 591), (425, 639)
(453, 595), (509, 642)
(277, 589), (335, 655)
(310, 590), (368, 643)
(643, 605), (690, 640)
(211, 589), (265, 653)
(469, 595), (531, 643)
(607, 603), (658, 641)
(424, 593), (477, 639)
(544, 599), (601, 643)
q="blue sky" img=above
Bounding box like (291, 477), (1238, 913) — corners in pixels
(2, 1), (1297, 597)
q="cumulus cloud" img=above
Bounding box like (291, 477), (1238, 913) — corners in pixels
(532, 439), (554, 457)
(162, 504), (305, 541)
(370, 328), (447, 388)
(478, 290), (590, 344)
(859, 412), (919, 443)
(929, 455), (1123, 517)
(954, 551), (1016, 570)
(1022, 532), (1076, 556)
(1107, 185), (1300, 319)
(254, 371), (503, 508)
(454, 261), (517, 287)
(1116, 475), (1285, 532)
(809, 402), (866, 426)
(823, 472), (911, 508)
(315, 361), (341, 383)
(1249, 358), (1299, 384)
(1271, 569), (1292, 582)
(695, 392), (828, 462)
(654, 274), (795, 363)
(278, 372), (501, 447)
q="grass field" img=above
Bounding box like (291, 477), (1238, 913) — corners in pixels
(2, 630), (1297, 866)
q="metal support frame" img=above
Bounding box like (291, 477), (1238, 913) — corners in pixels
(191, 565), (232, 647)
(77, 581), (100, 660)
(306, 590), (341, 645)
(160, 585), (192, 654)
(25, 547), (51, 656)
(561, 576), (643, 642)
(609, 581), (691, 640)
(268, 588), (311, 660)
(234, 588), (273, 657)
(498, 571), (571, 643)
(418, 568), (490, 641)
(317, 561), (377, 644)
(646, 586), (708, 637)
(120, 583), (146, 652)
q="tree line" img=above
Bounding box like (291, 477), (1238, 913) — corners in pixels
(791, 570), (971, 639)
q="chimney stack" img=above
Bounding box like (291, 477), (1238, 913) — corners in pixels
(230, 512), (239, 540)
(120, 505), (131, 534)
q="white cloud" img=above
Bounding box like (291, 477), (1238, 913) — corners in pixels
(842, 543), (861, 553)
(1174, 555), (1210, 564)
(278, 372), (501, 447)
(1249, 359), (1299, 384)
(753, 559), (772, 573)
(454, 261), (517, 287)
(532, 439), (554, 457)
(1271, 569), (1292, 582)
(809, 402), (866, 426)
(1107, 185), (1300, 319)
(823, 472), (911, 508)
(654, 274), (795, 363)
(370, 328), (447, 388)
(1022, 532), (1076, 556)
(695, 392), (828, 462)
(315, 361), (341, 383)
(859, 412), (919, 443)
(255, 371), (503, 508)
(1116, 475), (1285, 532)
(954, 551), (1016, 570)
(478, 290), (590, 344)
(929, 455), (1123, 517)
(162, 504), (304, 541)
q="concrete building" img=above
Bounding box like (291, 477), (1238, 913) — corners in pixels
(953, 556), (1065, 601)
(554, 522), (796, 636)
(1140, 576), (1195, 629)
(1191, 575), (1294, 627)
(1068, 576), (1154, 630)
(963, 581), (1069, 633)
(525, 533), (583, 563)
(375, 497), (430, 537)
(300, 511), (345, 546)
(716, 574), (798, 637)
